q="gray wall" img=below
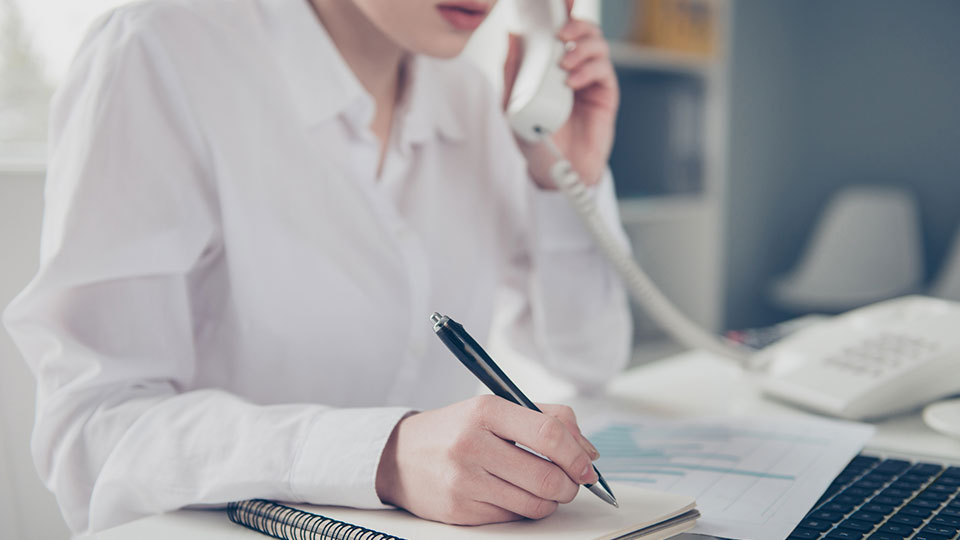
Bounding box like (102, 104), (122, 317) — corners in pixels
(0, 172), (70, 540)
(725, 0), (960, 329)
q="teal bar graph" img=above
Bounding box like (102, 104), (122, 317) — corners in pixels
(583, 416), (874, 539)
(591, 423), (798, 481)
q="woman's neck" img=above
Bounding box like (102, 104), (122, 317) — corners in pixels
(309, 0), (405, 163)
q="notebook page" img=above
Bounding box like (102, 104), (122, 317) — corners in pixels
(292, 483), (696, 540)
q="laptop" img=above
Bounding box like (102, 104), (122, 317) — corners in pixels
(784, 453), (960, 540)
(674, 452), (960, 540)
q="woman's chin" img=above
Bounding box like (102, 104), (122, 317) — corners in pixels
(407, 34), (472, 59)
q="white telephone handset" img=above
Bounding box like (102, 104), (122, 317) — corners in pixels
(506, 0), (573, 141)
(507, 1), (960, 428)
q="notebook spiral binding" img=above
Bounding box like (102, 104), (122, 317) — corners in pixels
(227, 499), (404, 540)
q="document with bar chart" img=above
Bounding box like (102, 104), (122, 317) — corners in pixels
(587, 415), (874, 540)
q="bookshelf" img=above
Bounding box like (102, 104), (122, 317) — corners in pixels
(617, 195), (706, 224)
(461, 0), (730, 363)
(608, 42), (711, 77)
(601, 0), (730, 360)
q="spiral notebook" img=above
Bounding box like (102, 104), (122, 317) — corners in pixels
(227, 483), (699, 540)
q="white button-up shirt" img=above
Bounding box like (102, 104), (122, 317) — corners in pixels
(3, 0), (631, 534)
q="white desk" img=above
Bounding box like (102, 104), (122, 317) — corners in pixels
(92, 350), (960, 539)
(598, 350), (960, 461)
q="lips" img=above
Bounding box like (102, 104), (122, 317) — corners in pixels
(436, 2), (490, 31)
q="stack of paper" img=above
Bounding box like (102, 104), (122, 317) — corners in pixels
(586, 414), (874, 539)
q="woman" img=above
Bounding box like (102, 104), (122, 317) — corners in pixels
(4, 0), (631, 533)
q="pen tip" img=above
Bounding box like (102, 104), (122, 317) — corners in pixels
(587, 482), (619, 508)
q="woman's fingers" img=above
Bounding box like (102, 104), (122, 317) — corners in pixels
(557, 18), (602, 43)
(559, 35), (609, 72)
(479, 397), (598, 486)
(443, 494), (523, 525)
(566, 57), (616, 91)
(470, 501), (524, 524)
(481, 435), (580, 503)
(475, 472), (561, 520)
(555, 20), (617, 101)
(537, 403), (600, 460)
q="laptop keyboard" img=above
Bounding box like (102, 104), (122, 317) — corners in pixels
(788, 455), (960, 540)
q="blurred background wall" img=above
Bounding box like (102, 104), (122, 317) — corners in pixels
(0, 170), (58, 539)
(726, 0), (960, 329)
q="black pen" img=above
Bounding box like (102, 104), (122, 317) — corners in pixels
(430, 312), (618, 508)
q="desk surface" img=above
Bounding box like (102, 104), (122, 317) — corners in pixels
(600, 350), (960, 461)
(91, 350), (960, 539)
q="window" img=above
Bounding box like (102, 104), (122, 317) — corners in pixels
(0, 0), (126, 165)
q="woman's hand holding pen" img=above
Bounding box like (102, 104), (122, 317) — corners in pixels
(375, 396), (600, 525)
(503, 0), (619, 189)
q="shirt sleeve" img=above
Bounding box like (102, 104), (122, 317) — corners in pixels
(488, 119), (633, 395)
(2, 8), (408, 534)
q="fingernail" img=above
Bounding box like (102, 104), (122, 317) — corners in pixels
(580, 464), (598, 484)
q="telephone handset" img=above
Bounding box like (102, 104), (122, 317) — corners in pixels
(506, 0), (572, 141)
(506, 0), (960, 427)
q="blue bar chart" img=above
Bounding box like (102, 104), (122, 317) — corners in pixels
(587, 416), (873, 539)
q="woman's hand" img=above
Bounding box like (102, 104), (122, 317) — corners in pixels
(503, 1), (619, 189)
(375, 396), (600, 524)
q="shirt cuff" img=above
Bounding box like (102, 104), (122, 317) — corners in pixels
(530, 169), (625, 252)
(290, 406), (413, 509)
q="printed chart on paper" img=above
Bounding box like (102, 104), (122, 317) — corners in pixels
(587, 415), (874, 540)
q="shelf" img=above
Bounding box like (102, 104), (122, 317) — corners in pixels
(0, 161), (46, 176)
(609, 42), (713, 77)
(617, 195), (710, 224)
(0, 142), (47, 175)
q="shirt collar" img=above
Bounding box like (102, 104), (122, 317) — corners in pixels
(398, 56), (465, 147)
(257, 0), (464, 145)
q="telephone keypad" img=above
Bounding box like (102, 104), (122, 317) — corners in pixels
(822, 333), (940, 379)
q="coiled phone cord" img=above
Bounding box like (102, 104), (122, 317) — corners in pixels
(542, 137), (755, 365)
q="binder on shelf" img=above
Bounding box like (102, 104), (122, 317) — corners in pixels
(632, 0), (717, 58)
(609, 70), (705, 199)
